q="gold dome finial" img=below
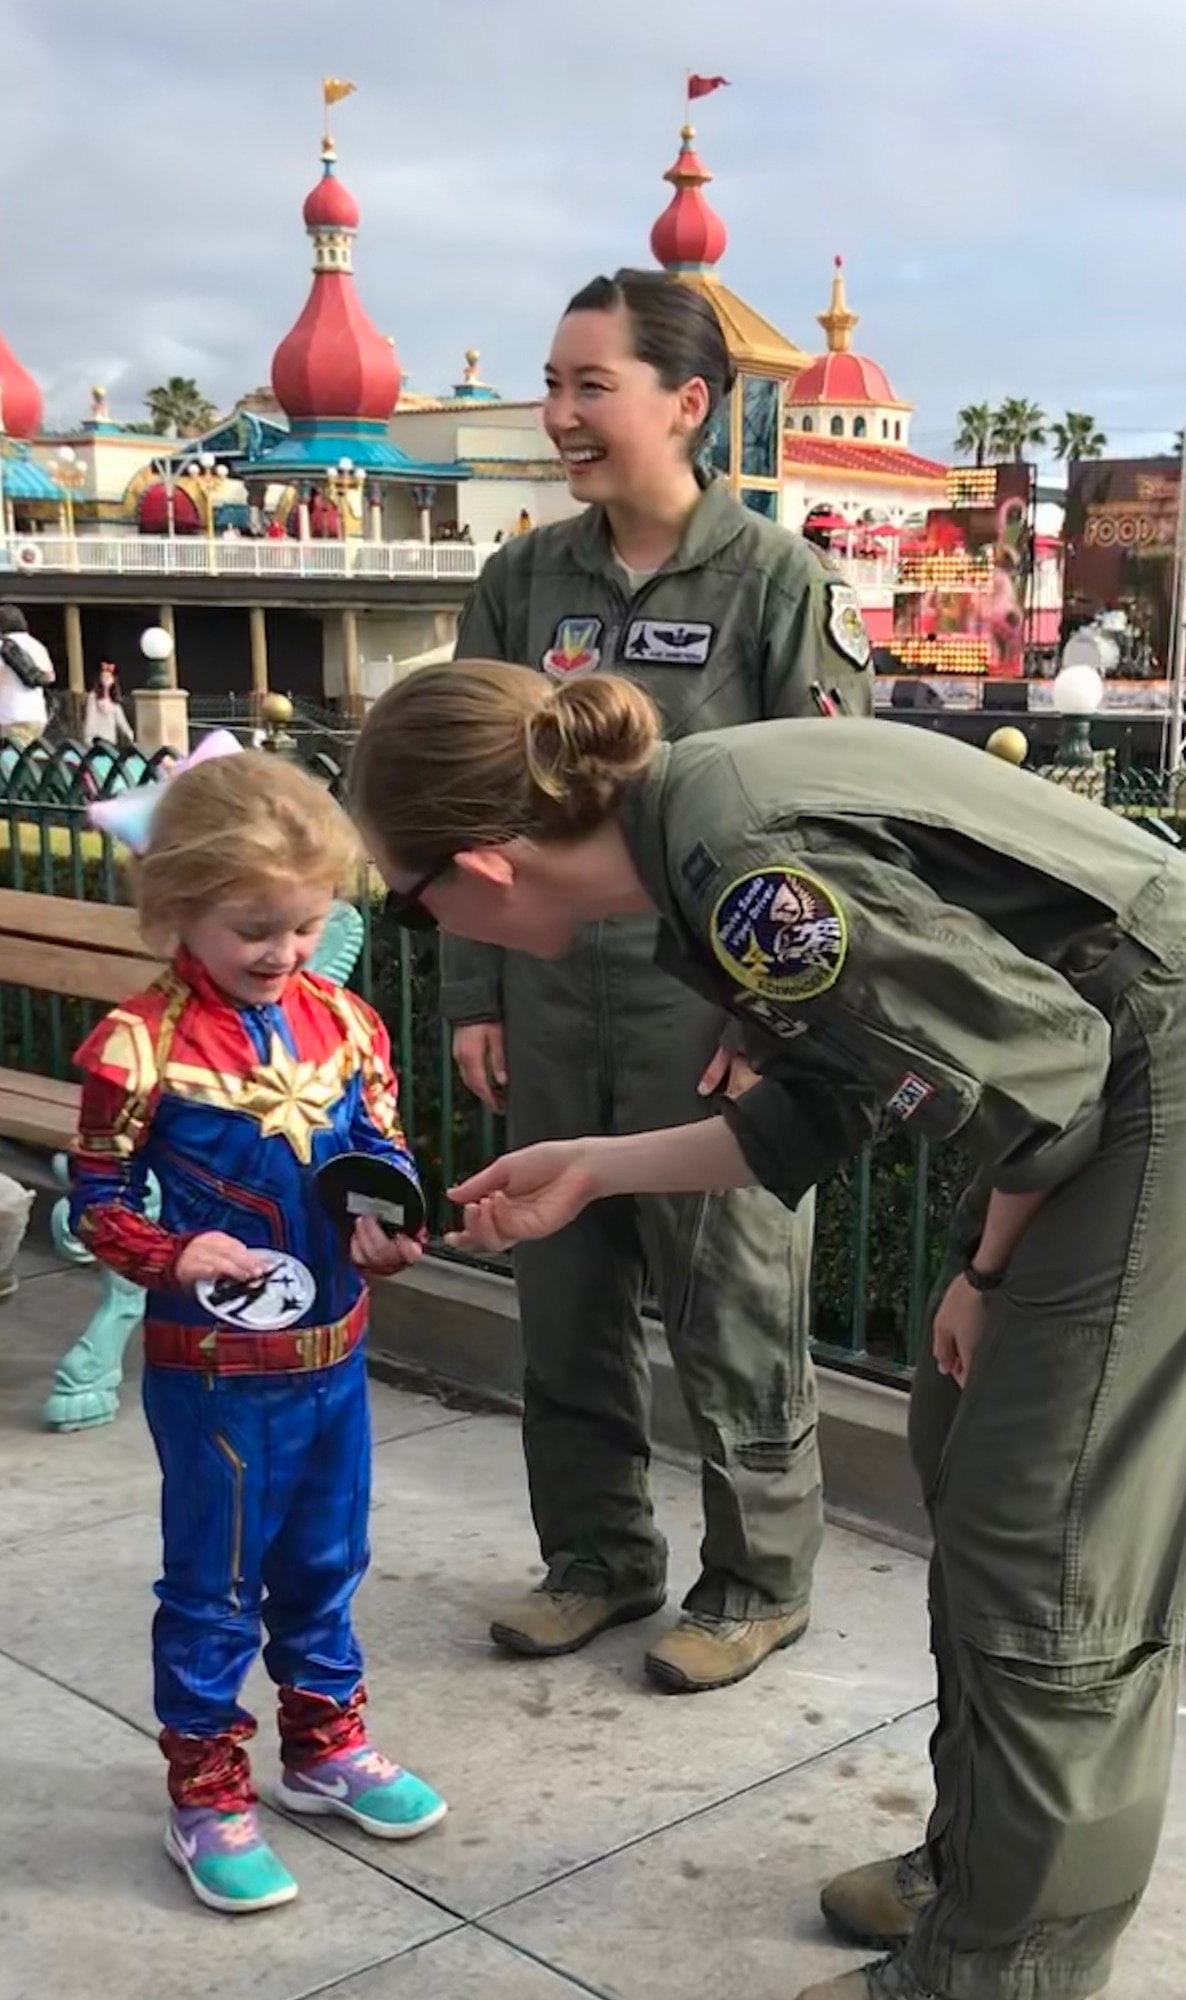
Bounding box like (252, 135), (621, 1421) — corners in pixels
(818, 254), (860, 355)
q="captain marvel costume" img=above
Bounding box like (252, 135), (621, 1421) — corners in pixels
(69, 947), (419, 1812)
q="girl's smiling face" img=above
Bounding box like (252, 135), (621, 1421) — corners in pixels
(182, 880), (333, 1005)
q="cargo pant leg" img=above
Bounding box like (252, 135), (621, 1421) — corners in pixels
(611, 931), (822, 1621)
(905, 975), (1186, 2000)
(503, 946), (667, 1598)
(639, 1186), (821, 1619)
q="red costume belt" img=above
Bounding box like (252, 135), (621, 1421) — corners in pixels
(144, 1293), (368, 1375)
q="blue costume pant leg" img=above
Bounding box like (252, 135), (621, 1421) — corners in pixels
(262, 1346), (371, 1702)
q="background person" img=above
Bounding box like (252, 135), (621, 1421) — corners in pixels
(84, 660), (135, 747)
(0, 602), (55, 745)
(442, 267), (874, 1693)
(356, 661), (1186, 2000)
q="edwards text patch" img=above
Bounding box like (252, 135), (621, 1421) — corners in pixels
(711, 867), (847, 1003)
(886, 1072), (935, 1122)
(623, 618), (714, 667)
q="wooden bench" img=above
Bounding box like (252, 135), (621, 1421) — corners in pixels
(0, 888), (163, 1149)
(0, 887), (366, 1433)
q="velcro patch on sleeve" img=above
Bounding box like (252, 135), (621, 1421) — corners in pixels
(826, 583), (872, 669)
(710, 867), (847, 1003)
(886, 1072), (935, 1121)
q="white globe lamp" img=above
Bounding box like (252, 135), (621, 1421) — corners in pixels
(1052, 631), (1108, 766)
(140, 623), (175, 692)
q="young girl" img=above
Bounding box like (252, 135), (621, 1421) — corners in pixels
(70, 747), (445, 1915)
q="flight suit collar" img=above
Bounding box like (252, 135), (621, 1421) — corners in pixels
(618, 749), (725, 1004)
(570, 475), (748, 581)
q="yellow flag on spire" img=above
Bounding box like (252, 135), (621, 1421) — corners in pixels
(323, 77), (357, 107)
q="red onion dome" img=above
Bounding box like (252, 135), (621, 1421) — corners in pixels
(650, 125), (728, 272)
(271, 138), (402, 422)
(303, 161), (360, 231)
(272, 288), (401, 422)
(0, 327), (43, 439)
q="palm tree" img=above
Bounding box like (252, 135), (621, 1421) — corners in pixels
(954, 403), (995, 467)
(144, 376), (218, 438)
(1051, 412), (1107, 463)
(991, 398), (1047, 462)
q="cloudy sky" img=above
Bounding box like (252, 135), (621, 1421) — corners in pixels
(2, 0), (1184, 467)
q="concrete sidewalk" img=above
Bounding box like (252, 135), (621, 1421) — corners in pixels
(1, 1250), (1184, 2000)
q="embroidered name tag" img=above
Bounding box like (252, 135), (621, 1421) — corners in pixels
(737, 993), (810, 1040)
(711, 867), (847, 1003)
(623, 618), (714, 666)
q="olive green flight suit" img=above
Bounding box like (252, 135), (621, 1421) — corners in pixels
(442, 479), (874, 1618)
(620, 715), (1186, 2000)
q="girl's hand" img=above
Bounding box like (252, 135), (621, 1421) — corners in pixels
(350, 1213), (424, 1277)
(446, 1141), (600, 1253)
(932, 1273), (989, 1390)
(174, 1232), (267, 1290)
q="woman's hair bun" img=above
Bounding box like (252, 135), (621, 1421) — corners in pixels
(526, 676), (659, 821)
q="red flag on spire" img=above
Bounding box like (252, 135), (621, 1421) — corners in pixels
(688, 74), (729, 100)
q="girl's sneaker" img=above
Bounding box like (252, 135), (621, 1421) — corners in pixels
(165, 1803), (298, 1913)
(277, 1745), (447, 1839)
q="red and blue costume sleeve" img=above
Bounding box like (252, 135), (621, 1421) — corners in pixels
(69, 1001), (198, 1287)
(341, 999), (420, 1179)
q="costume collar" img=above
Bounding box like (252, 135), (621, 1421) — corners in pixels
(171, 946), (296, 1016)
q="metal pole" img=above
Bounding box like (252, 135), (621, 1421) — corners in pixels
(1165, 423), (1186, 774)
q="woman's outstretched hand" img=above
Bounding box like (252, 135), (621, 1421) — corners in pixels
(447, 1141), (601, 1253)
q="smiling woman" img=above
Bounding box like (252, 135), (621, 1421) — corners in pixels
(431, 260), (876, 1706)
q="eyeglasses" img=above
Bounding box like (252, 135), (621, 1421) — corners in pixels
(382, 859), (452, 932)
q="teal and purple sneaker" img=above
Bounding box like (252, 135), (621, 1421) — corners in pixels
(165, 1803), (298, 1913)
(277, 1744), (447, 1839)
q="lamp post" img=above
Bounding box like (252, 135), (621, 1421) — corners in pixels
(151, 455), (180, 540)
(140, 623), (175, 694)
(50, 443), (87, 542)
(1051, 640), (1108, 768)
(186, 450), (228, 540)
(325, 456), (364, 540)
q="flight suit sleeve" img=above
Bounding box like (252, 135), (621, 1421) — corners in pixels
(684, 831), (1112, 1209)
(757, 545), (875, 722)
(439, 556), (516, 1024)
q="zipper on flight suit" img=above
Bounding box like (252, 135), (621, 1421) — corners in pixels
(212, 1431), (246, 1614)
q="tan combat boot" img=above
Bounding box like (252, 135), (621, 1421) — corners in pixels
(820, 1845), (934, 1950)
(643, 1605), (810, 1692)
(489, 1583), (666, 1657)
(794, 1954), (939, 1998)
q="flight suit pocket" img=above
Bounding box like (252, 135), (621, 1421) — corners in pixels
(951, 1638), (1177, 1931)
(933, 1301), (1114, 1643)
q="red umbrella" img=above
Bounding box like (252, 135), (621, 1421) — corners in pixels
(864, 521), (900, 539)
(803, 510), (850, 532)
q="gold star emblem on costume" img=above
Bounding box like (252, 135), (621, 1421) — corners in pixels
(236, 1035), (340, 1163)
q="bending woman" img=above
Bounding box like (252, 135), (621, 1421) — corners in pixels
(353, 661), (1186, 2000)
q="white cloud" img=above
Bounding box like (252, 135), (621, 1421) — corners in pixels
(1, 0), (1183, 458)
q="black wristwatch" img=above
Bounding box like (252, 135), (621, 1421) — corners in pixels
(963, 1256), (1007, 1295)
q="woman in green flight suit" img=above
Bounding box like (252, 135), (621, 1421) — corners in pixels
(442, 267), (874, 1692)
(354, 662), (1186, 2000)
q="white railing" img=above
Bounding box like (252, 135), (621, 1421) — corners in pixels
(0, 534), (497, 582)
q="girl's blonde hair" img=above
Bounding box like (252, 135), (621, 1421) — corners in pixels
(134, 751), (359, 946)
(352, 661), (661, 871)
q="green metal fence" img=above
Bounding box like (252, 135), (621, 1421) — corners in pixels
(3, 736), (1179, 1388)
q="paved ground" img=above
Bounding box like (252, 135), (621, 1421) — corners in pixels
(2, 1245), (1185, 2000)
